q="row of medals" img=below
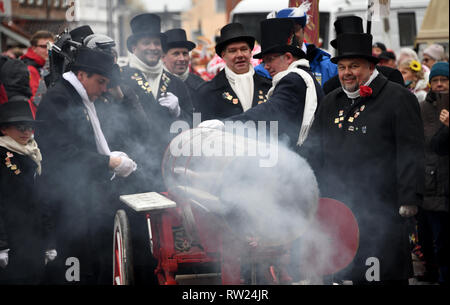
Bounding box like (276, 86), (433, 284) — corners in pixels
(335, 104), (367, 133)
(222, 90), (267, 105)
(4, 152), (21, 175)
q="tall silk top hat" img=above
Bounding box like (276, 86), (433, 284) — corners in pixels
(72, 47), (115, 79)
(127, 13), (166, 52)
(0, 101), (37, 125)
(331, 33), (379, 64)
(163, 28), (196, 53)
(253, 18), (306, 59)
(330, 16), (364, 48)
(215, 23), (255, 57)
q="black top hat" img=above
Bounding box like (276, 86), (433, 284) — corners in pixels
(378, 50), (396, 61)
(330, 16), (364, 48)
(71, 47), (115, 79)
(215, 23), (255, 57)
(162, 29), (196, 53)
(127, 13), (166, 52)
(331, 33), (379, 64)
(253, 18), (305, 59)
(70, 25), (94, 44)
(0, 101), (37, 125)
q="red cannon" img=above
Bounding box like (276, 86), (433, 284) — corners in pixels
(112, 128), (359, 285)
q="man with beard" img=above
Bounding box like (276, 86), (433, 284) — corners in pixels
(300, 31), (424, 284)
(322, 16), (404, 95)
(162, 28), (205, 111)
(196, 23), (272, 121)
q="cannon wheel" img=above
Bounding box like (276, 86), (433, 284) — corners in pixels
(113, 209), (135, 285)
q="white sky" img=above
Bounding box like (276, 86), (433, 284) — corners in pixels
(141, 0), (192, 12)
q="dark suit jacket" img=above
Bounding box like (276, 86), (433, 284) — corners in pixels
(322, 65), (405, 95)
(197, 69), (272, 121)
(185, 72), (205, 112)
(230, 68), (324, 148)
(35, 79), (112, 277)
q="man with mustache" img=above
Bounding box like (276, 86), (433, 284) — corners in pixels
(196, 23), (272, 121)
(300, 28), (425, 284)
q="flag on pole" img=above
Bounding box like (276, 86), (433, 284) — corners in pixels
(368, 0), (391, 22)
(289, 0), (320, 46)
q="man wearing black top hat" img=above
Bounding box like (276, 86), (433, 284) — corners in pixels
(300, 30), (425, 284)
(200, 18), (324, 149)
(35, 47), (137, 284)
(162, 28), (205, 111)
(121, 13), (194, 191)
(322, 16), (404, 95)
(196, 23), (272, 121)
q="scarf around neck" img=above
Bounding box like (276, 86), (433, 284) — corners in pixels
(63, 71), (111, 156)
(164, 65), (190, 82)
(268, 59), (318, 147)
(342, 68), (379, 99)
(0, 136), (42, 175)
(129, 54), (163, 99)
(225, 65), (255, 112)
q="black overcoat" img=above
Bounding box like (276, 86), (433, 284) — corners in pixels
(196, 69), (272, 121)
(0, 146), (49, 284)
(229, 69), (324, 148)
(121, 66), (194, 191)
(184, 72), (205, 112)
(35, 79), (112, 283)
(301, 73), (425, 282)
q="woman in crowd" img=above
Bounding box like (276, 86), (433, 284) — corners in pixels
(398, 59), (428, 103)
(0, 101), (54, 284)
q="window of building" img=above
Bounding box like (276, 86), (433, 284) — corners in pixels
(216, 0), (226, 13)
(398, 12), (417, 46)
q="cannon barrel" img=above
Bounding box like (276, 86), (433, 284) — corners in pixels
(162, 128), (319, 247)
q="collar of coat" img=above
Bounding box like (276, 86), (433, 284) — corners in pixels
(336, 72), (389, 101)
(211, 68), (271, 91)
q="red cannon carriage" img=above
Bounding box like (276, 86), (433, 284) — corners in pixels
(112, 128), (359, 285)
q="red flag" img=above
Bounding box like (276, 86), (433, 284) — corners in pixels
(289, 0), (320, 46)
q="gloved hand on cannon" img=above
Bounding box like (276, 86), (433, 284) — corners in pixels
(109, 151), (137, 179)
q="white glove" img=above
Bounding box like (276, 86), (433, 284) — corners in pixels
(0, 249), (9, 269)
(158, 92), (181, 118)
(197, 119), (225, 130)
(45, 249), (57, 265)
(110, 151), (129, 159)
(113, 156), (137, 178)
(399, 205), (418, 217)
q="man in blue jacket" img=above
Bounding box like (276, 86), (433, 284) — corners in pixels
(254, 5), (337, 86)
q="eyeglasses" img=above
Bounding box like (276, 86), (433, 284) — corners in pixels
(15, 124), (34, 132)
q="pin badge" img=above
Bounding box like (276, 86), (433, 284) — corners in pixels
(348, 117), (354, 123)
(6, 152), (13, 158)
(338, 123), (343, 129)
(334, 118), (339, 124)
(14, 169), (21, 175)
(339, 110), (344, 116)
(232, 99), (239, 105)
(348, 126), (355, 132)
(340, 117), (344, 121)
(362, 126), (367, 134)
(360, 105), (366, 111)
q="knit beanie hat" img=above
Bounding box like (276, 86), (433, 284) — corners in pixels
(429, 62), (449, 82)
(423, 44), (445, 60)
